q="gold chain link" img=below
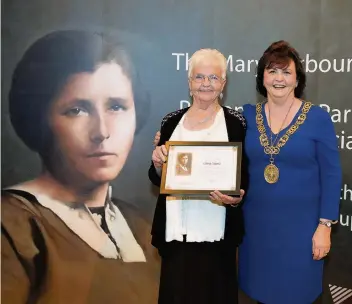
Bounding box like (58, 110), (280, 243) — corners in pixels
(256, 101), (312, 155)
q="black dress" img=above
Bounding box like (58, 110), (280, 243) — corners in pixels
(148, 106), (249, 304)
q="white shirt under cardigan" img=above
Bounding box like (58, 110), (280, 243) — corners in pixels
(166, 108), (228, 243)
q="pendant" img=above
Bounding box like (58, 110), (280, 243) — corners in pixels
(264, 163), (279, 184)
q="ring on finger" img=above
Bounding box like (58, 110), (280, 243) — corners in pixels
(212, 196), (221, 203)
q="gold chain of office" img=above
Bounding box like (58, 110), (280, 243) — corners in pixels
(255, 101), (312, 183)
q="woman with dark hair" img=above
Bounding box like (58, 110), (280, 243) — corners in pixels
(175, 153), (192, 176)
(238, 40), (342, 304)
(1, 30), (158, 304)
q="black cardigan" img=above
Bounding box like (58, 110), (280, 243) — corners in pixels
(148, 106), (249, 254)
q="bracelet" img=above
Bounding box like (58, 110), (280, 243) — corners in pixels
(319, 220), (333, 228)
(319, 219), (338, 224)
(230, 203), (240, 208)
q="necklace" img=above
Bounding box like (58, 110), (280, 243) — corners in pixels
(256, 99), (312, 184)
(185, 104), (219, 130)
(265, 98), (295, 183)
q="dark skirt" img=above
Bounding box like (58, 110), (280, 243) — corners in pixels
(158, 239), (238, 304)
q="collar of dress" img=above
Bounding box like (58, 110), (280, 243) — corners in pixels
(7, 184), (146, 262)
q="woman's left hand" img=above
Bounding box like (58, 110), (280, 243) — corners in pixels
(153, 131), (161, 147)
(312, 225), (331, 260)
(209, 189), (245, 206)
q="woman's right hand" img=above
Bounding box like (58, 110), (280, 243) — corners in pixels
(153, 131), (161, 147)
(152, 145), (168, 168)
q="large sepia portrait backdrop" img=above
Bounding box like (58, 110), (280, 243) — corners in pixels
(2, 0), (352, 303)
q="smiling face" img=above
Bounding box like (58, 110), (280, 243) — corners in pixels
(188, 62), (226, 103)
(263, 59), (297, 99)
(48, 62), (136, 186)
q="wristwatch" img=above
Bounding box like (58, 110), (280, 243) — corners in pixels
(319, 220), (332, 228)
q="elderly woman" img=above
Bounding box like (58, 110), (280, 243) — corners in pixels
(148, 49), (248, 304)
(238, 41), (342, 304)
(1, 30), (159, 304)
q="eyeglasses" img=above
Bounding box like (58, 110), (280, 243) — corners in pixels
(190, 74), (224, 84)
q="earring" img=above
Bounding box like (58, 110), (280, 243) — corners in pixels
(190, 91), (193, 96)
(220, 92), (223, 99)
(296, 82), (298, 88)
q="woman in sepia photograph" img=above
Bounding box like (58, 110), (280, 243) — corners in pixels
(1, 30), (159, 304)
(175, 153), (192, 176)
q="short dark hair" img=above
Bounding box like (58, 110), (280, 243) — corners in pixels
(9, 30), (149, 159)
(178, 153), (189, 162)
(256, 40), (306, 98)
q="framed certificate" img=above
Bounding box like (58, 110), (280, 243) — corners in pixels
(160, 141), (242, 195)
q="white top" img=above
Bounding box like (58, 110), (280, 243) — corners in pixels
(166, 108), (228, 242)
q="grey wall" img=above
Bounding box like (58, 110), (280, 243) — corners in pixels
(2, 0), (351, 303)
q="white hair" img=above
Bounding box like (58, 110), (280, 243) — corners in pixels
(188, 48), (227, 79)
